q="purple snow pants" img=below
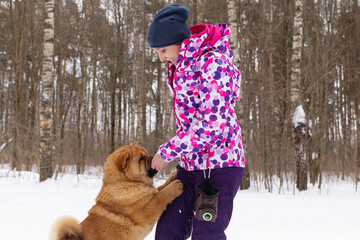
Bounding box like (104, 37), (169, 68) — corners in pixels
(155, 165), (243, 240)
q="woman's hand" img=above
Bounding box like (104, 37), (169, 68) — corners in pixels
(151, 153), (169, 171)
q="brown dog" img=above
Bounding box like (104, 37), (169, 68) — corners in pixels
(50, 143), (183, 240)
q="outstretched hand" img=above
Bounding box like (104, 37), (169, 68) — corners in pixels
(151, 153), (169, 171)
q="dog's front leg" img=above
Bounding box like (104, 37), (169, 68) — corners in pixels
(136, 179), (183, 226)
(157, 170), (177, 191)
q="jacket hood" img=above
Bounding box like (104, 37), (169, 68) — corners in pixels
(173, 24), (235, 70)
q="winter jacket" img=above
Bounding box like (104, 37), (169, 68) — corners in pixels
(158, 23), (245, 171)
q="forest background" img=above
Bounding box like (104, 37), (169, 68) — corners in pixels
(0, 0), (359, 192)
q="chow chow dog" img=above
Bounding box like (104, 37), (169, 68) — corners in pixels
(50, 142), (183, 240)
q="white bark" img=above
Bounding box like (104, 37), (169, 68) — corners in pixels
(39, 0), (55, 181)
(290, 0), (307, 191)
(227, 0), (240, 65)
(227, 0), (249, 190)
(290, 0), (303, 104)
(0, 138), (13, 152)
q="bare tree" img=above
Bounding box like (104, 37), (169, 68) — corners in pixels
(76, 0), (90, 174)
(290, 0), (307, 191)
(39, 0), (55, 181)
(1, 0), (359, 191)
(227, 0), (250, 189)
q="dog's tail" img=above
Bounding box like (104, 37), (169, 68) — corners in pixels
(49, 216), (83, 240)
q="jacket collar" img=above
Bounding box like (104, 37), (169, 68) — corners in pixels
(169, 24), (233, 72)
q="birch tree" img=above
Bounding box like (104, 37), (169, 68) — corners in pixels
(1, 0), (360, 189)
(39, 0), (55, 181)
(290, 0), (307, 191)
(227, 0), (249, 189)
(227, 0), (240, 65)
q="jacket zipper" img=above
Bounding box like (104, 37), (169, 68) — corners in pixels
(169, 50), (187, 132)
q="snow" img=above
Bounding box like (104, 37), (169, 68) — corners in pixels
(293, 105), (306, 128)
(1, 166), (360, 240)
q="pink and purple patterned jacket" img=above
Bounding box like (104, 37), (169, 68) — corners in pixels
(158, 23), (245, 171)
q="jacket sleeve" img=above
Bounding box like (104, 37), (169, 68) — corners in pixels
(158, 55), (240, 162)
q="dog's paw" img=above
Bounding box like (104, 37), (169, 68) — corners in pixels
(168, 179), (183, 198)
(168, 170), (177, 182)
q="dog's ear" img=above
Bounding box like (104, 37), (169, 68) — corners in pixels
(114, 150), (131, 170)
(131, 141), (138, 146)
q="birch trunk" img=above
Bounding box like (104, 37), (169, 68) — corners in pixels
(227, 0), (240, 65)
(227, 0), (250, 189)
(39, 0), (55, 181)
(195, 0), (205, 23)
(290, 0), (307, 191)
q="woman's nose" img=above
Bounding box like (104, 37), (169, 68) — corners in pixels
(160, 56), (166, 62)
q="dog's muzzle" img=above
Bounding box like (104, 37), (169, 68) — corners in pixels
(147, 168), (158, 178)
(146, 156), (158, 178)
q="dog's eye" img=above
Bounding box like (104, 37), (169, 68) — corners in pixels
(139, 156), (145, 162)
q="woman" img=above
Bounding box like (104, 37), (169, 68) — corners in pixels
(147, 4), (245, 240)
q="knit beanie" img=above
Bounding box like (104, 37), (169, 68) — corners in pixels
(147, 4), (191, 48)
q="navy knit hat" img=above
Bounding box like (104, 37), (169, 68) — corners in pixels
(147, 4), (191, 48)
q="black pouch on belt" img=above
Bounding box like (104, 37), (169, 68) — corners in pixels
(194, 178), (219, 222)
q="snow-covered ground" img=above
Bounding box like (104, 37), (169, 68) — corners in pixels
(1, 166), (360, 240)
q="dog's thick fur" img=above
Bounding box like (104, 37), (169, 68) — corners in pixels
(50, 143), (183, 240)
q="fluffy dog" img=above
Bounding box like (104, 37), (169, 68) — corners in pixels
(50, 142), (183, 240)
